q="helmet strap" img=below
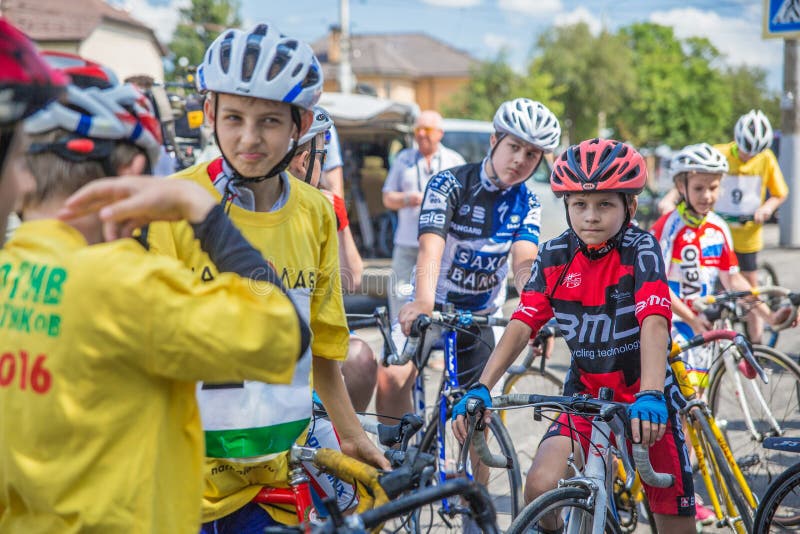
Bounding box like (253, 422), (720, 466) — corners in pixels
(212, 97), (302, 197)
(564, 193), (630, 260)
(675, 176), (706, 227)
(304, 136), (316, 183)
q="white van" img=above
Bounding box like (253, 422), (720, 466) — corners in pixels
(441, 118), (568, 242)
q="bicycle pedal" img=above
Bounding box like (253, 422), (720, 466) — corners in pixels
(736, 454), (760, 469)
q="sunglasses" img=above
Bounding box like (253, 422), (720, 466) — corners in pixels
(414, 126), (440, 136)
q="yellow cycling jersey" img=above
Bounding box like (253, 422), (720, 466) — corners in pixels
(0, 220), (302, 534)
(714, 142), (788, 254)
(147, 159), (349, 522)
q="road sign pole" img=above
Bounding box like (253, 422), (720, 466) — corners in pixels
(779, 39), (800, 247)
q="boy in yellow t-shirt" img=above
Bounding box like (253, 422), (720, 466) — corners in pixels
(0, 54), (308, 534)
(658, 110), (787, 342)
(146, 23), (387, 531)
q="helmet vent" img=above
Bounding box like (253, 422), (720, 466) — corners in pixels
(267, 43), (292, 81)
(301, 64), (320, 88)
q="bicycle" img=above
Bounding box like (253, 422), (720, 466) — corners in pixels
(753, 436), (800, 532)
(668, 329), (771, 533)
(384, 308), (523, 531)
(467, 389), (674, 534)
(266, 478), (501, 534)
(692, 288), (800, 499)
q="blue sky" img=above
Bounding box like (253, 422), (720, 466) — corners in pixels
(117, 0), (784, 91)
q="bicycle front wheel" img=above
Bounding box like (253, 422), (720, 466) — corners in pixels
(707, 345), (800, 499)
(753, 461), (800, 532)
(415, 410), (522, 532)
(507, 486), (623, 534)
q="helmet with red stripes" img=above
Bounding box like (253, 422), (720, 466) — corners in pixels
(550, 138), (647, 197)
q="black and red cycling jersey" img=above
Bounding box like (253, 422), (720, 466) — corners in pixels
(511, 225), (678, 404)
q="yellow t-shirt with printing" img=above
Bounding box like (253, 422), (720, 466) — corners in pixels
(147, 159), (349, 522)
(0, 219), (302, 533)
(713, 142), (788, 254)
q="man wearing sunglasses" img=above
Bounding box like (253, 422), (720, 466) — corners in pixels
(382, 110), (465, 322)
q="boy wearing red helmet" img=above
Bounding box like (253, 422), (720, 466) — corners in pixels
(454, 139), (695, 533)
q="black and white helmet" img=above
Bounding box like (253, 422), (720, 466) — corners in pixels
(298, 106), (333, 146)
(196, 22), (322, 110)
(493, 98), (560, 153)
(670, 143), (729, 179)
(734, 109), (773, 156)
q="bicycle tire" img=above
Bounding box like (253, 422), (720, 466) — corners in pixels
(506, 486), (623, 534)
(414, 409), (522, 532)
(693, 406), (755, 533)
(707, 345), (800, 500)
(500, 366), (563, 476)
(753, 461), (800, 532)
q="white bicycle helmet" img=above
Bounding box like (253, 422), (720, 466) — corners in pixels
(197, 23), (322, 111)
(25, 83), (163, 167)
(734, 109), (773, 156)
(493, 98), (561, 153)
(670, 143), (729, 179)
(298, 106), (333, 146)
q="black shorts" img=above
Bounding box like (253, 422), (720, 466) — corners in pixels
(735, 251), (758, 272)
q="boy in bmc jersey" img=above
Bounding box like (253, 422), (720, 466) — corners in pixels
(379, 98), (561, 420)
(651, 143), (776, 389)
(454, 139), (696, 534)
(145, 24), (387, 532)
(0, 43), (308, 534)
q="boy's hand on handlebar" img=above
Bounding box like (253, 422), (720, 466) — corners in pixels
(451, 383), (492, 444)
(628, 391), (668, 447)
(398, 300), (433, 336)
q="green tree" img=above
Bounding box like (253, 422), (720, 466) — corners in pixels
(441, 51), (563, 122)
(169, 0), (241, 80)
(530, 23), (635, 144)
(617, 23), (731, 148)
(724, 65), (781, 137)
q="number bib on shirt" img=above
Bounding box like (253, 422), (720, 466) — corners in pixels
(715, 174), (762, 223)
(198, 288), (313, 461)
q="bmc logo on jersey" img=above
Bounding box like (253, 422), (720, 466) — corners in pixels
(555, 306), (638, 344)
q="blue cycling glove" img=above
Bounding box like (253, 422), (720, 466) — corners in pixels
(627, 390), (668, 425)
(452, 383), (492, 421)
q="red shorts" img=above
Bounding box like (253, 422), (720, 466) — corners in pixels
(542, 411), (695, 516)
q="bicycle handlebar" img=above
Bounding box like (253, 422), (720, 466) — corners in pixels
(692, 286), (799, 332)
(476, 393), (675, 489)
(669, 329), (768, 384)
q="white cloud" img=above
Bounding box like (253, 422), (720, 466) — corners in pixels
(649, 8), (782, 72)
(115, 0), (190, 43)
(483, 32), (514, 53)
(498, 0), (562, 16)
(553, 6), (602, 35)
(422, 0), (481, 6)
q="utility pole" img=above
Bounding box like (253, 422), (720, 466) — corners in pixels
(338, 0), (354, 94)
(779, 39), (800, 247)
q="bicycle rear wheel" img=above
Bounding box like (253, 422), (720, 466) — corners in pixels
(753, 461), (800, 532)
(414, 409), (522, 532)
(507, 486), (623, 534)
(693, 407), (755, 533)
(707, 345), (800, 500)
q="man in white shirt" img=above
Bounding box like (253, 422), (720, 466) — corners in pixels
(382, 110), (466, 321)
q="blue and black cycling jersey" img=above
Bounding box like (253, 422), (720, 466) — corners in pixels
(417, 160), (541, 314)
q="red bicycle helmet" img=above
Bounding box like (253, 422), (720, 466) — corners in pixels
(40, 50), (119, 89)
(0, 19), (67, 128)
(550, 138), (647, 197)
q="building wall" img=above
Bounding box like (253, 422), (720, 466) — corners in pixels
(357, 75), (416, 104)
(416, 76), (470, 112)
(80, 21), (164, 82)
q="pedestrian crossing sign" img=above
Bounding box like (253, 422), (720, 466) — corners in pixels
(766, 0), (800, 38)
